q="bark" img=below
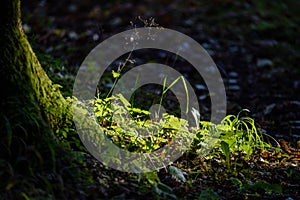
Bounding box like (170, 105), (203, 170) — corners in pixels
(0, 0), (86, 197)
(0, 0), (68, 131)
(0, 0), (66, 155)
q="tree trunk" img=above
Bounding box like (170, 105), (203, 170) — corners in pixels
(0, 0), (87, 198)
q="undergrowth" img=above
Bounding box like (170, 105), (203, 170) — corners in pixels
(67, 52), (275, 198)
(76, 92), (273, 198)
(31, 40), (282, 199)
(15, 0), (300, 197)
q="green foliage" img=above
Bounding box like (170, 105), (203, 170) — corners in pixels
(218, 109), (270, 158)
(220, 141), (230, 170)
(168, 165), (186, 183)
(92, 88), (270, 173)
(68, 65), (272, 199)
(191, 109), (270, 172)
(93, 94), (191, 153)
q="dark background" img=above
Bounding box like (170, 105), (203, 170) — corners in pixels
(21, 0), (300, 142)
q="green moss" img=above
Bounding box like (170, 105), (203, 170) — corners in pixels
(0, 1), (93, 197)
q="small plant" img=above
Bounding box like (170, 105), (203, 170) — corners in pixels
(216, 109), (270, 171)
(71, 46), (273, 199)
(93, 93), (191, 153)
(191, 109), (270, 171)
(219, 109), (268, 157)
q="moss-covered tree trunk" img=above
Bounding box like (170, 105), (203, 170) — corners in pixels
(0, 0), (86, 198)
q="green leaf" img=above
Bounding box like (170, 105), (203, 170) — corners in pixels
(116, 93), (131, 107)
(220, 141), (230, 169)
(144, 172), (160, 185)
(112, 70), (120, 78)
(169, 165), (186, 183)
(229, 177), (243, 188)
(21, 193), (31, 200)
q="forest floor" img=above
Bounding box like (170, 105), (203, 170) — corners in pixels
(20, 0), (300, 199)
